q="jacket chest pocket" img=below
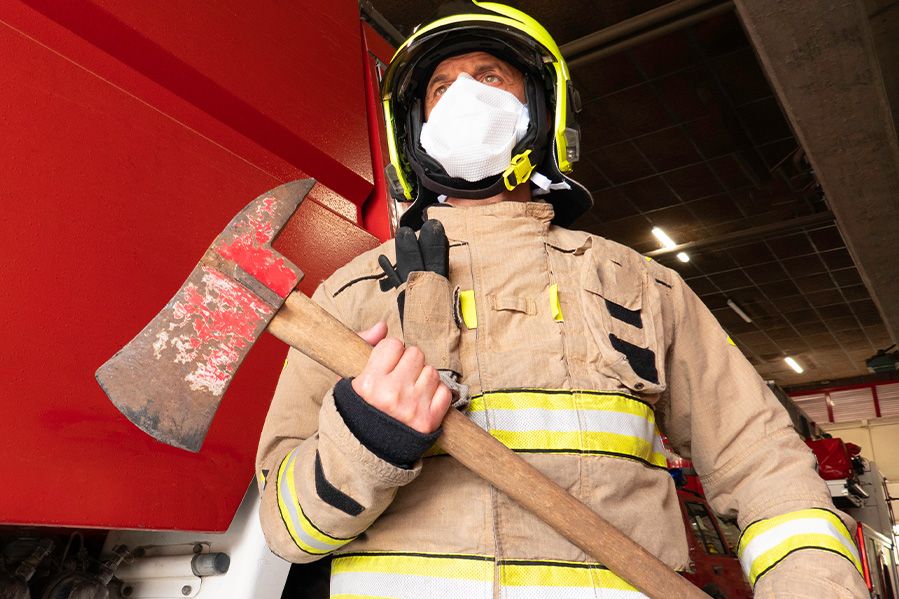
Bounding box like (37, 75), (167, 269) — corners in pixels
(581, 254), (667, 396)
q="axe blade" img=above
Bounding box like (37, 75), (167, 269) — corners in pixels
(96, 179), (315, 452)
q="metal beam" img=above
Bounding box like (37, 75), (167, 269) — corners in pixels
(645, 211), (835, 257)
(733, 0), (899, 343)
(561, 0), (734, 67)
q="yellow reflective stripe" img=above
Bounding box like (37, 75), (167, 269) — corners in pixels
(738, 509), (862, 586)
(500, 561), (637, 591)
(459, 289), (478, 329)
(331, 554), (647, 596)
(333, 553), (492, 580)
(549, 283), (564, 322)
(276, 450), (355, 555)
(459, 391), (666, 467)
(726, 336), (736, 346)
(257, 470), (266, 488)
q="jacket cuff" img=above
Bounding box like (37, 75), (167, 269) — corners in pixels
(333, 377), (440, 469)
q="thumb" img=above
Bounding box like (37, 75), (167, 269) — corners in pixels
(358, 321), (388, 346)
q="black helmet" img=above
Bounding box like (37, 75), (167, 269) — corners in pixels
(381, 0), (593, 229)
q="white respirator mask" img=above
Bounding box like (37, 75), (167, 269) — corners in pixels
(419, 73), (530, 182)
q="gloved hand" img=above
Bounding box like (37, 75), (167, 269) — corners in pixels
(378, 220), (467, 407)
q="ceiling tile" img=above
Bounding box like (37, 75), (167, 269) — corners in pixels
(591, 142), (654, 184)
(618, 175), (678, 211)
(632, 127), (702, 172)
(663, 163), (724, 201)
(795, 273), (835, 294)
(590, 188), (640, 221)
(792, 320), (830, 335)
(683, 116), (733, 158)
(598, 84), (673, 138)
(742, 262), (790, 284)
(709, 269), (753, 291)
(709, 155), (755, 190)
(687, 194), (745, 226)
(820, 248), (855, 271)
(737, 97), (793, 145)
(760, 280), (802, 299)
(827, 316), (863, 332)
(728, 242), (776, 265)
(685, 276), (718, 296)
(579, 100), (629, 146)
(696, 249), (739, 273)
(571, 52), (643, 100)
(654, 67), (713, 122)
(712, 48), (770, 105)
(831, 268), (863, 287)
(630, 30), (700, 78)
(806, 289), (844, 307)
(841, 285), (872, 302)
(818, 304), (854, 319)
(807, 226), (845, 252)
(765, 233), (815, 258)
(781, 254), (827, 277)
(776, 295), (813, 312)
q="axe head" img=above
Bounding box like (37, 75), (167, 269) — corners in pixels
(96, 179), (315, 452)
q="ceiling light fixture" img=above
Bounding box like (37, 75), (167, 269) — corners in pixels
(784, 357), (804, 374)
(651, 227), (677, 249)
(727, 299), (752, 323)
(652, 227), (692, 263)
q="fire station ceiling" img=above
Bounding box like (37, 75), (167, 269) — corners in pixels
(365, 0), (899, 389)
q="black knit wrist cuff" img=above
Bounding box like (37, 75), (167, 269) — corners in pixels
(333, 377), (441, 469)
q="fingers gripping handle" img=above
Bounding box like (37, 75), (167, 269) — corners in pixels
(266, 291), (707, 599)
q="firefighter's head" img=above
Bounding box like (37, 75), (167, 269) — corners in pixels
(381, 0), (593, 229)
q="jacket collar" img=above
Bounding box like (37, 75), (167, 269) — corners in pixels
(423, 200), (555, 242)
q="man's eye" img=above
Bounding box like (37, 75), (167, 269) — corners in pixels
(433, 85), (447, 97)
(482, 74), (500, 84)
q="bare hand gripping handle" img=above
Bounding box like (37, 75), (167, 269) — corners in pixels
(268, 291), (708, 599)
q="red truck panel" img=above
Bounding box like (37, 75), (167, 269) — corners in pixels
(0, 1), (380, 530)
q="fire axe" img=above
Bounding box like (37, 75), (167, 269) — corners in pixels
(96, 180), (707, 599)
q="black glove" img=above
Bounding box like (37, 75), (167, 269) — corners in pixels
(378, 220), (449, 323)
(379, 220), (449, 290)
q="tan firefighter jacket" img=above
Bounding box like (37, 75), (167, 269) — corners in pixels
(256, 201), (867, 598)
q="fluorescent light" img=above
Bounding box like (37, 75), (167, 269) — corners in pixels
(651, 227), (677, 250)
(727, 299), (752, 323)
(676, 252), (690, 263)
(784, 357), (804, 373)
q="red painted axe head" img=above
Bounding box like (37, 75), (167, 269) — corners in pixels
(96, 180), (315, 452)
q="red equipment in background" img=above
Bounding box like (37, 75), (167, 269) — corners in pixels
(0, 0), (391, 532)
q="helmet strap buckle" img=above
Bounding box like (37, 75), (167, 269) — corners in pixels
(502, 150), (536, 191)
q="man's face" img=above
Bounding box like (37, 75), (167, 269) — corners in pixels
(424, 51), (526, 119)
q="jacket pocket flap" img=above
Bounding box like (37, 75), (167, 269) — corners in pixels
(581, 256), (643, 311)
(490, 294), (535, 315)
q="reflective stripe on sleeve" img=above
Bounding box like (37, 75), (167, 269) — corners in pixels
(454, 390), (667, 467)
(549, 283), (564, 322)
(330, 553), (649, 599)
(738, 508), (862, 586)
(276, 448), (355, 555)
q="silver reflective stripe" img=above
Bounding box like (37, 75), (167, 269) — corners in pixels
(330, 571), (491, 599)
(502, 586), (647, 599)
(277, 449), (351, 554)
(740, 517), (860, 573)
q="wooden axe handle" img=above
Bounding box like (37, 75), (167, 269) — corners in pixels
(267, 291), (707, 599)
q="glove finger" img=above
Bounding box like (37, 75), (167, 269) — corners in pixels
(395, 226), (424, 281)
(378, 254), (403, 289)
(418, 219), (449, 277)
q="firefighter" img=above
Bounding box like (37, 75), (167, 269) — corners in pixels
(256, 2), (868, 596)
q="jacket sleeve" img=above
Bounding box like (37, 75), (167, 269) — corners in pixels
(255, 282), (420, 564)
(659, 272), (867, 596)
